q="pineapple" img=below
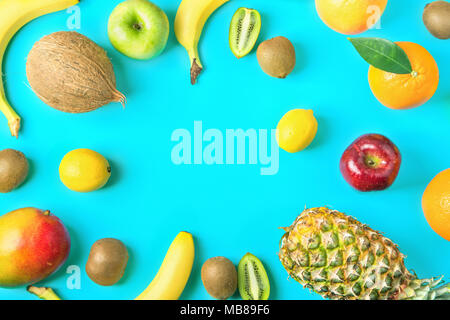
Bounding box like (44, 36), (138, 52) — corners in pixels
(279, 207), (450, 300)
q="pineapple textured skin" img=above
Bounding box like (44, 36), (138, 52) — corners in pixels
(279, 207), (415, 300)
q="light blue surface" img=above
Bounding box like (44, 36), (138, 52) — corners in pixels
(1, 0), (449, 300)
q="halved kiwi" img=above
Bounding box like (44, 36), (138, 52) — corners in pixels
(238, 253), (270, 300)
(229, 8), (261, 58)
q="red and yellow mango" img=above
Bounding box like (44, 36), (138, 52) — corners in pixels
(0, 208), (70, 287)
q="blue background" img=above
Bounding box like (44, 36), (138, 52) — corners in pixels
(1, 0), (449, 300)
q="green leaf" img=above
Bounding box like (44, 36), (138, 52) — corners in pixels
(349, 37), (413, 74)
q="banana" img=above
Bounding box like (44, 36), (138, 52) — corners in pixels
(0, 0), (79, 138)
(175, 0), (230, 85)
(27, 286), (61, 300)
(29, 232), (195, 301)
(136, 231), (195, 300)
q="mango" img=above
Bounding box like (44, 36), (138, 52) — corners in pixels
(0, 208), (70, 287)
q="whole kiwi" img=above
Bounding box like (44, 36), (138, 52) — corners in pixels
(86, 238), (129, 286)
(423, 1), (450, 39)
(0, 149), (29, 193)
(257, 36), (296, 78)
(201, 256), (237, 300)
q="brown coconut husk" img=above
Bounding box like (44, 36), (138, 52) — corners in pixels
(26, 31), (125, 113)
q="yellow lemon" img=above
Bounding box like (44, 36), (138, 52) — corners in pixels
(276, 109), (318, 153)
(59, 149), (111, 192)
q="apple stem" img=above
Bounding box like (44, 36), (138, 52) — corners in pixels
(364, 154), (381, 168)
(133, 23), (142, 31)
(43, 210), (51, 216)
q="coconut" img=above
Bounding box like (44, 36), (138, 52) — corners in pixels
(26, 31), (125, 113)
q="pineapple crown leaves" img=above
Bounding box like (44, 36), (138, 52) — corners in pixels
(399, 277), (450, 300)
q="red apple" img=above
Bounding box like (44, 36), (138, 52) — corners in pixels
(340, 134), (401, 191)
(0, 208), (71, 287)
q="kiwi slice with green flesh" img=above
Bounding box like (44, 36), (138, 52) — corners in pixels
(238, 253), (270, 300)
(229, 8), (261, 58)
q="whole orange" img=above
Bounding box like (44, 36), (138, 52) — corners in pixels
(315, 0), (388, 35)
(368, 42), (439, 109)
(422, 169), (450, 241)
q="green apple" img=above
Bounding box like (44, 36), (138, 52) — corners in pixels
(108, 0), (169, 60)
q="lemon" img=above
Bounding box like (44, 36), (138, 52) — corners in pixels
(276, 109), (318, 153)
(59, 149), (111, 193)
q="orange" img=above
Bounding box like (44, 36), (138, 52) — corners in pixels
(315, 0), (388, 35)
(422, 169), (450, 241)
(368, 42), (439, 109)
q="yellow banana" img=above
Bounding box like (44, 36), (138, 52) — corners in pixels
(0, 0), (79, 138)
(27, 286), (61, 300)
(174, 0), (230, 85)
(29, 232), (195, 301)
(136, 231), (195, 300)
